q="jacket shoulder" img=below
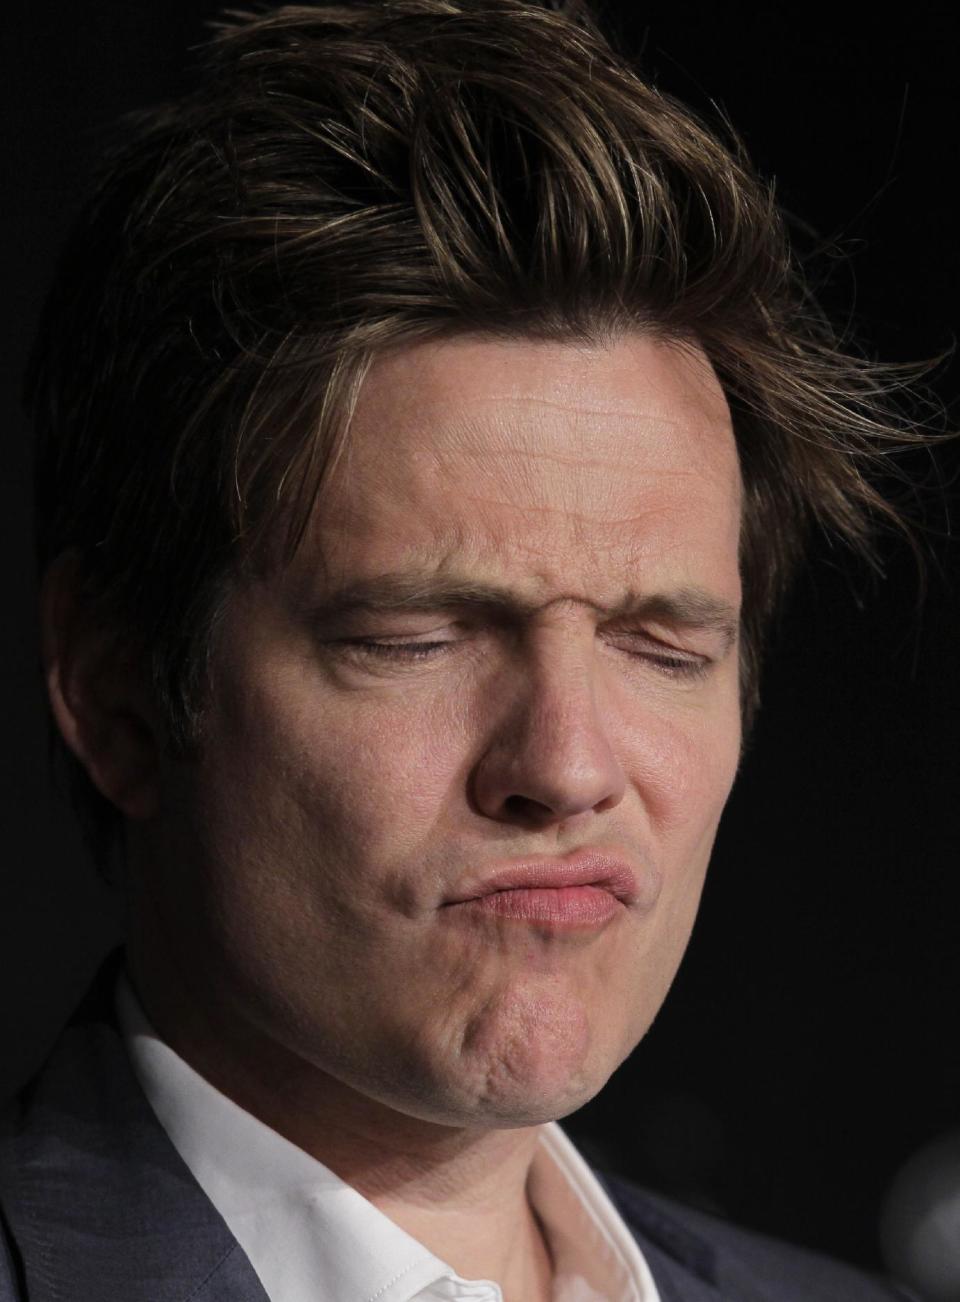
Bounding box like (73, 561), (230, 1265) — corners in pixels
(601, 1173), (917, 1302)
(0, 956), (267, 1301)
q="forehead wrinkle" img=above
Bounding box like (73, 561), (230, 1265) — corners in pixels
(431, 456), (731, 545)
(431, 424), (738, 499)
(448, 395), (698, 437)
(439, 359), (731, 427)
(439, 408), (718, 460)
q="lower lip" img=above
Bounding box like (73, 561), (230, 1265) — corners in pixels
(451, 885), (621, 929)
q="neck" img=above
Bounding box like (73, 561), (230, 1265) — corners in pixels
(361, 1128), (555, 1301)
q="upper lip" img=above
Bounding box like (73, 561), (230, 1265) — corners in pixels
(446, 850), (639, 907)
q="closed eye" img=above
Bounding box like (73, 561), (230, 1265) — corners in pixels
(330, 626), (717, 677)
(336, 637), (454, 661)
(603, 632), (712, 680)
(636, 652), (710, 680)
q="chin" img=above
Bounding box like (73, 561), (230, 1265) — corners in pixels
(375, 1062), (608, 1131)
(388, 985), (628, 1129)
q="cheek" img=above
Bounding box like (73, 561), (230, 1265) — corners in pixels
(333, 693), (452, 790)
(617, 695), (740, 1020)
(610, 691), (740, 1009)
(616, 688), (741, 843)
(238, 682), (468, 875)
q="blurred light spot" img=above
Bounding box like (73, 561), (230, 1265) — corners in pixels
(880, 1129), (960, 1301)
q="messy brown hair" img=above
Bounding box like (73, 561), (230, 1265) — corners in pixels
(27, 0), (921, 866)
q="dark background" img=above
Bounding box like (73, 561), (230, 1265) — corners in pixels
(3, 0), (958, 1277)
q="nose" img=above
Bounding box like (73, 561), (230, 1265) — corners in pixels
(470, 643), (627, 830)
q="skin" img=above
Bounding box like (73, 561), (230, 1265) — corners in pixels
(46, 331), (743, 1299)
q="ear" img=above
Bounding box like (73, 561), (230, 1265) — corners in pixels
(40, 553), (162, 821)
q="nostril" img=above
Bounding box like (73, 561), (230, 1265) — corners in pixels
(501, 793), (556, 826)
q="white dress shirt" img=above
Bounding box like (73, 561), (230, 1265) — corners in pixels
(116, 975), (661, 1302)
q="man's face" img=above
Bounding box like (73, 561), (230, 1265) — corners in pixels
(150, 332), (743, 1128)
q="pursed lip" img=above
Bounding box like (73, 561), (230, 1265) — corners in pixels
(443, 849), (640, 908)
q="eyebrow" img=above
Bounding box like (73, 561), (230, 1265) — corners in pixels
(302, 573), (740, 650)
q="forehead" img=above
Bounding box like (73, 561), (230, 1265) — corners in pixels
(290, 332), (741, 603)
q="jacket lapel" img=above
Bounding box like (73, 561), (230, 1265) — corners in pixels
(0, 955), (268, 1302)
(598, 1169), (772, 1302)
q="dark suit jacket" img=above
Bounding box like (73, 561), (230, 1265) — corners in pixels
(0, 960), (916, 1301)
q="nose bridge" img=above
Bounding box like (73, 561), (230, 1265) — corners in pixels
(525, 628), (603, 752)
(471, 619), (626, 826)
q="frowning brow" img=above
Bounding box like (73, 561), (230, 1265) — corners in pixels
(302, 573), (740, 649)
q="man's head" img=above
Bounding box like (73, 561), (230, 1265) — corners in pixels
(32, 1), (909, 1126)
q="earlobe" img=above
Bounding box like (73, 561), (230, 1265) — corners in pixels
(40, 553), (161, 821)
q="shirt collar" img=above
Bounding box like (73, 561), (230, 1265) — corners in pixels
(531, 1125), (660, 1300)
